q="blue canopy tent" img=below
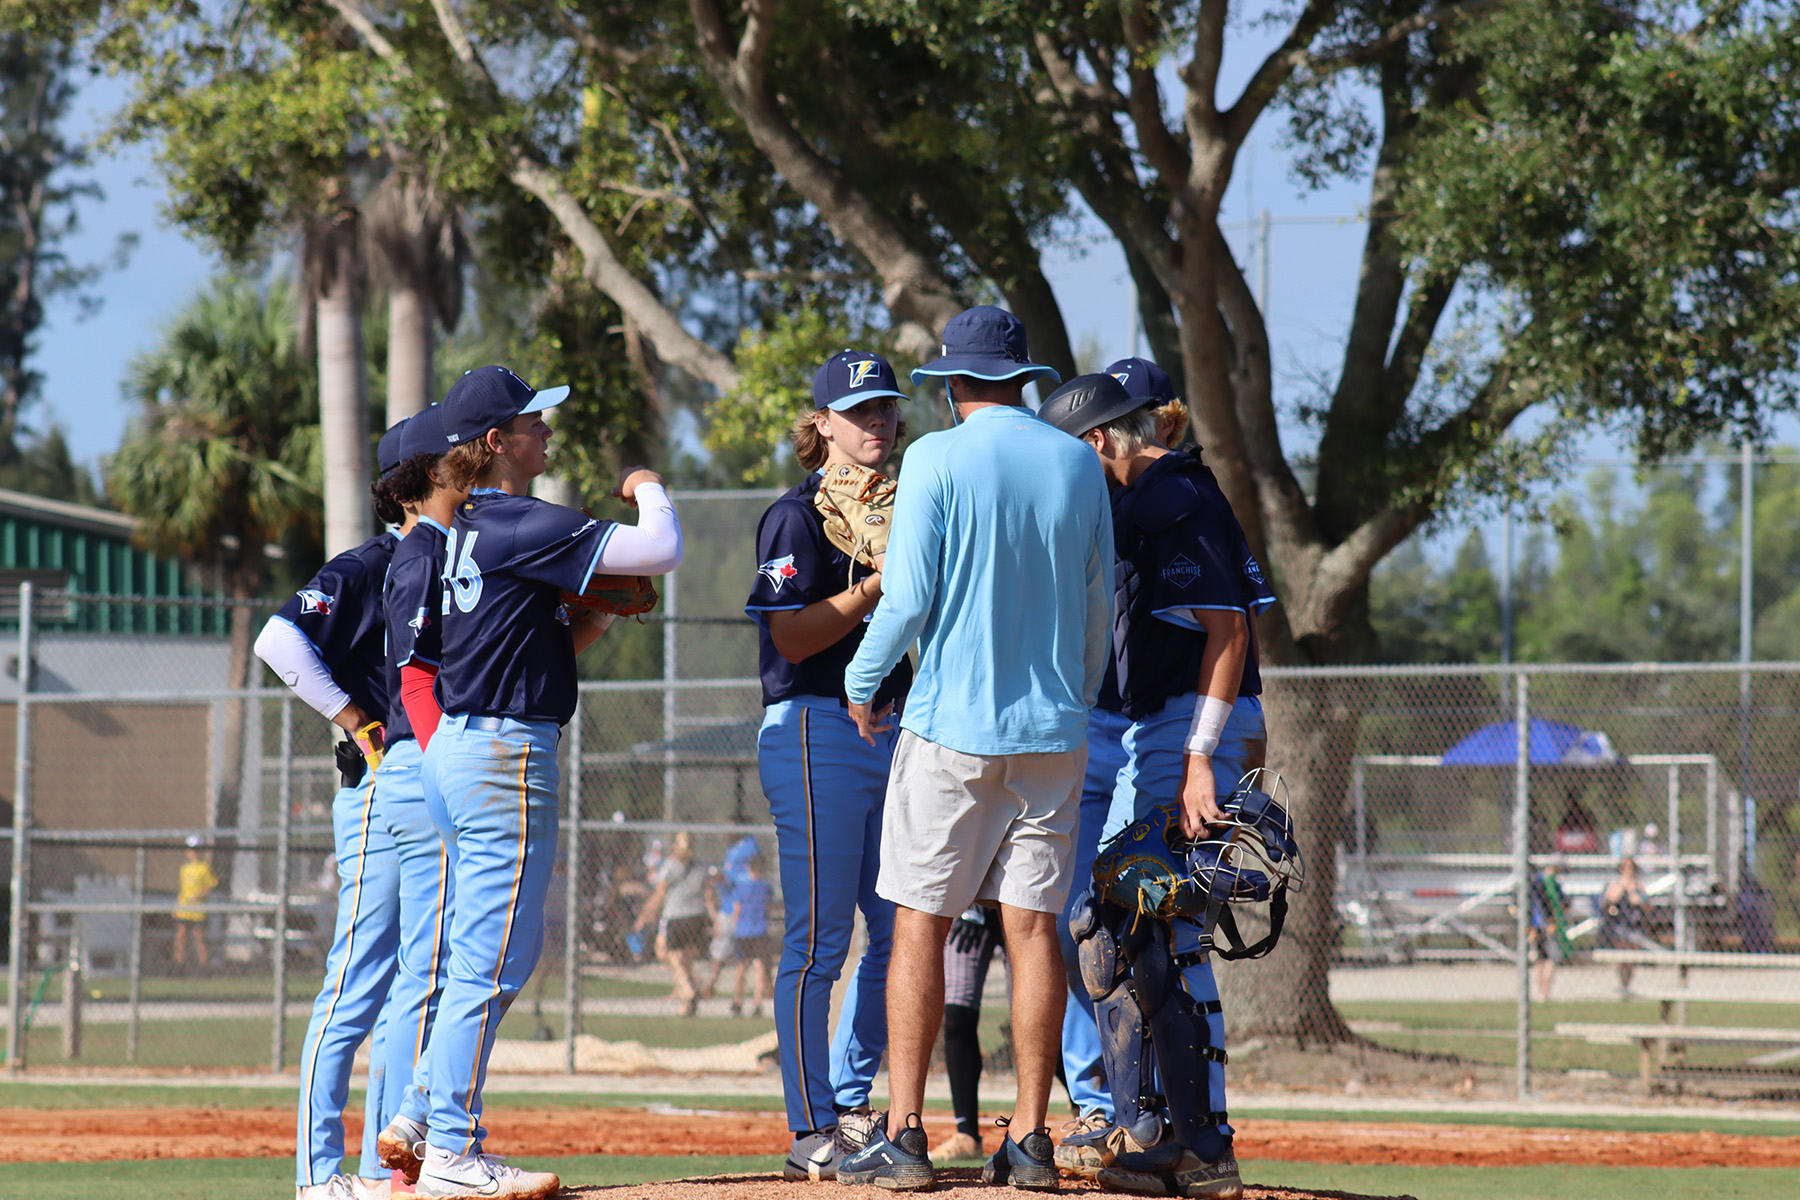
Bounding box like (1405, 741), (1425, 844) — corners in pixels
(1440, 718), (1619, 767)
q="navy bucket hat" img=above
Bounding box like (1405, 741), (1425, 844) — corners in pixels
(909, 306), (1061, 387)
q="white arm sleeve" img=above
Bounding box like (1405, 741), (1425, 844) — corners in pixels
(595, 482), (683, 574)
(254, 616), (352, 722)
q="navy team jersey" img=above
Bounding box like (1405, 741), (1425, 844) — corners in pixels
(1111, 451), (1278, 720)
(381, 517), (450, 741)
(745, 474), (912, 710)
(276, 532), (397, 723)
(434, 489), (615, 725)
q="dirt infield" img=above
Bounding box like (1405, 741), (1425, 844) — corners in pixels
(4, 1105), (1799, 1171)
(562, 1173), (1413, 1200)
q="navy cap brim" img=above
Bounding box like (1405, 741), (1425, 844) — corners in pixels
(823, 388), (909, 411)
(519, 384), (569, 414)
(909, 357), (1061, 386)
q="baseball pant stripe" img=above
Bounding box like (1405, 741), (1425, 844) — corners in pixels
(415, 845), (449, 1065)
(791, 707), (818, 1124)
(298, 774), (376, 1186)
(459, 743), (533, 1150)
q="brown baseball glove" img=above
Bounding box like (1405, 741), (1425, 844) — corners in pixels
(813, 462), (896, 576)
(561, 574), (660, 619)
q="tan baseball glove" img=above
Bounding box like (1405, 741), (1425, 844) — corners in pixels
(561, 574), (660, 619)
(813, 462), (896, 575)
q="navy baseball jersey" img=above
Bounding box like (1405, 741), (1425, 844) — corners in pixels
(745, 474), (912, 710)
(277, 532), (397, 722)
(381, 516), (450, 741)
(433, 488), (615, 724)
(1111, 451), (1277, 720)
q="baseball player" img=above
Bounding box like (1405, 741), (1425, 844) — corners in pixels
(363, 402), (462, 1185)
(412, 366), (682, 1200)
(745, 349), (912, 1179)
(1038, 363), (1277, 1199)
(259, 420), (411, 1200)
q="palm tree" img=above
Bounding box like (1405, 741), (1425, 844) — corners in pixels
(301, 182), (372, 556)
(110, 276), (320, 838)
(366, 171), (468, 423)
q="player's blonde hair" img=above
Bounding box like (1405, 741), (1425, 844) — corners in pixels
(1153, 399), (1191, 448)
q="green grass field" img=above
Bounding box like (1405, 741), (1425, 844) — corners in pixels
(1, 1156), (1795, 1200)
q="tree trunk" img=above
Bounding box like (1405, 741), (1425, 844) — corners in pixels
(386, 284), (434, 424)
(1217, 670), (1357, 1044)
(314, 203), (372, 556)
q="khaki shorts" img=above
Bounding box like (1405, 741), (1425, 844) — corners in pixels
(877, 730), (1085, 917)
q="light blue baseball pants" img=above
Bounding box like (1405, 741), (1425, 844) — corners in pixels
(1103, 693), (1266, 1140)
(370, 735), (455, 1131)
(1058, 706), (1131, 1120)
(758, 698), (896, 1134)
(296, 773), (400, 1186)
(419, 712), (561, 1155)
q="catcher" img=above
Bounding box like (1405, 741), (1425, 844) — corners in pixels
(744, 348), (912, 1181)
(1040, 367), (1280, 1199)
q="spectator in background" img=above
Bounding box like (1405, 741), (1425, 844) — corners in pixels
(1554, 795), (1600, 854)
(725, 852), (775, 1019)
(1598, 857), (1658, 994)
(173, 835), (217, 973)
(634, 830), (712, 1015)
(1529, 862), (1572, 1002)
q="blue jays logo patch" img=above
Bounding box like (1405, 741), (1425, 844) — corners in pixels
(847, 359), (880, 388)
(1243, 555), (1266, 586)
(408, 607), (431, 635)
(759, 554), (799, 592)
(296, 589), (335, 615)
(1161, 555), (1203, 588)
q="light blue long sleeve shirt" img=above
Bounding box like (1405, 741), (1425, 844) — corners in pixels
(845, 404), (1114, 755)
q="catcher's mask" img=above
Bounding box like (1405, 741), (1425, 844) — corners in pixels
(1189, 768), (1304, 959)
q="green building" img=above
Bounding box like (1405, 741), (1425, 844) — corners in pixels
(0, 488), (228, 634)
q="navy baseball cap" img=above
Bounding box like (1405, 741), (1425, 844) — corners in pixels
(398, 403), (450, 460)
(377, 416), (411, 477)
(1038, 373), (1145, 438)
(1104, 357), (1176, 403)
(813, 349), (908, 411)
(441, 366), (569, 445)
(910, 305), (1061, 387)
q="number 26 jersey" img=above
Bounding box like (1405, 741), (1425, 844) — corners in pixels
(434, 487), (616, 725)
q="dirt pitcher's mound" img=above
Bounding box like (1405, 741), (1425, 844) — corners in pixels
(3, 1106), (1798, 1171)
(564, 1172), (1416, 1200)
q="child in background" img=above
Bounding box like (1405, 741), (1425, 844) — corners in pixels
(173, 835), (218, 973)
(726, 853), (774, 1018)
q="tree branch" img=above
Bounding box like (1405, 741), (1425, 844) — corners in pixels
(332, 0), (741, 392)
(1222, 0), (1340, 147)
(1210, 222), (1316, 549)
(687, 0), (965, 333)
(509, 158), (742, 393)
(549, 4), (645, 68)
(1182, 0), (1228, 112)
(1118, 6), (1191, 187)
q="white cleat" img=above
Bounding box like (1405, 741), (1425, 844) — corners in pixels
(416, 1147), (560, 1200)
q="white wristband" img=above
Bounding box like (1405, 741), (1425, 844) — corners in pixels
(1185, 695), (1233, 757)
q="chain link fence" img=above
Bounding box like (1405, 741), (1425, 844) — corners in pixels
(2, 503), (1798, 1099)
